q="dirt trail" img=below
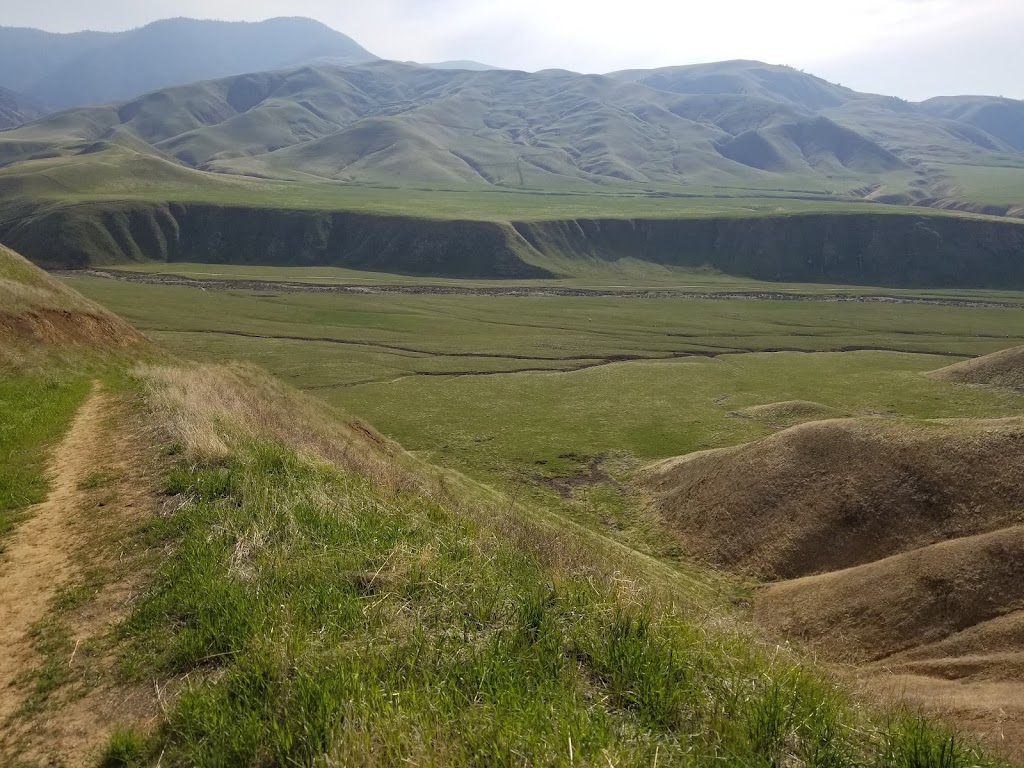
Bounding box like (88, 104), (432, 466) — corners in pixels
(0, 384), (108, 722)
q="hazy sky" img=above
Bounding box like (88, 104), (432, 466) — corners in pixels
(4, 0), (1022, 100)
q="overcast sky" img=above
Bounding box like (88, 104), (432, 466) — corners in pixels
(3, 0), (1022, 100)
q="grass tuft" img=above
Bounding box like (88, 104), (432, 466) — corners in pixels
(98, 728), (150, 768)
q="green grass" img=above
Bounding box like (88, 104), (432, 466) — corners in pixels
(64, 272), (1024, 560)
(63, 273), (1024, 469)
(937, 162), (1024, 208)
(0, 374), (90, 545)
(0, 146), (1011, 224)
(110, 436), (1001, 766)
(332, 351), (1024, 481)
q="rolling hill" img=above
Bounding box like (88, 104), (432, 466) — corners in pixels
(638, 399), (1024, 756)
(0, 17), (377, 112)
(638, 416), (1024, 581)
(1, 55), (1024, 283)
(921, 96), (1024, 152)
(0, 86), (44, 130)
(2, 58), (1022, 206)
(929, 344), (1024, 389)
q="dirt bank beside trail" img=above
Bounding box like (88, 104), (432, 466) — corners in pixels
(70, 269), (1024, 309)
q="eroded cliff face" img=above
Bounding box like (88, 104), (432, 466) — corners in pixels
(512, 214), (1024, 287)
(0, 203), (555, 278)
(4, 200), (1024, 288)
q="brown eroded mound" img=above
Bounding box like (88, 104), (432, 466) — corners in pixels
(755, 525), (1024, 664)
(734, 400), (847, 428)
(755, 520), (1024, 759)
(639, 417), (1024, 580)
(928, 344), (1024, 389)
(0, 244), (144, 352)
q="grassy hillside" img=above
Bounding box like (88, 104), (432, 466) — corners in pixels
(929, 343), (1024, 388)
(94, 360), (1002, 766)
(2, 59), (1022, 207)
(0, 86), (43, 130)
(0, 244), (144, 357)
(2, 246), (1021, 762)
(0, 245), (143, 548)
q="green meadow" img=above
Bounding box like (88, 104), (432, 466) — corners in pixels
(64, 271), (1024, 559)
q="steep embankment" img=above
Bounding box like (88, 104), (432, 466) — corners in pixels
(0, 203), (555, 279)
(0, 244), (144, 354)
(5, 201), (1024, 287)
(512, 213), (1024, 287)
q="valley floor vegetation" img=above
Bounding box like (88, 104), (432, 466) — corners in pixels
(2, 246), (1022, 765)
(96, 363), (1012, 766)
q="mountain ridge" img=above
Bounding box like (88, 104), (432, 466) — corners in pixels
(2, 58), (1021, 207)
(0, 17), (378, 111)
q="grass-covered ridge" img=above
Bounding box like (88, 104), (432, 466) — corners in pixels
(0, 244), (144, 547)
(107, 361), (1003, 766)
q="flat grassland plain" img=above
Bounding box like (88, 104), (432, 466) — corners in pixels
(66, 266), (1024, 561)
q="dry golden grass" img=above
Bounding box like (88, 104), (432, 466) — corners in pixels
(136, 362), (415, 487)
(640, 412), (1024, 755)
(929, 345), (1024, 389)
(0, 245), (145, 368)
(639, 416), (1024, 580)
(0, 246), (102, 314)
(756, 524), (1024, 664)
(756, 522), (1024, 760)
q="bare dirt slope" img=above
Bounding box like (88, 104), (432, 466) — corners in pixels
(0, 385), (161, 766)
(929, 344), (1024, 389)
(0, 245), (145, 360)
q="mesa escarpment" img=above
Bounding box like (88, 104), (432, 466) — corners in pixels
(5, 202), (1024, 288)
(0, 204), (557, 279)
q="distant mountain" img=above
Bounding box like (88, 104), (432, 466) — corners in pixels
(2, 59), (1022, 212)
(0, 17), (378, 111)
(423, 61), (501, 72)
(0, 86), (44, 130)
(609, 60), (861, 111)
(920, 96), (1024, 151)
(0, 27), (116, 97)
